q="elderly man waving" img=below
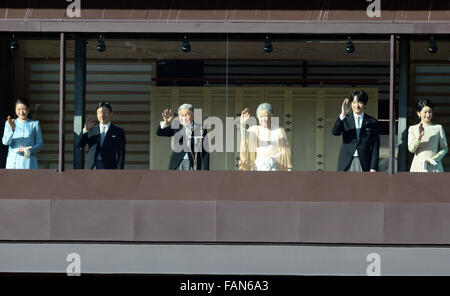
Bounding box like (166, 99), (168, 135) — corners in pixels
(156, 103), (209, 170)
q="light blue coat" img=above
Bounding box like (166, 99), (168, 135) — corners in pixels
(2, 119), (43, 169)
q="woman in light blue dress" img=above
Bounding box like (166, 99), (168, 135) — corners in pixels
(2, 98), (43, 169)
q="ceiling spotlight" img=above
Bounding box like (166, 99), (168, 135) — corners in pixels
(10, 34), (19, 51)
(345, 36), (355, 53)
(182, 36), (191, 53)
(428, 37), (437, 54)
(263, 36), (273, 53)
(96, 34), (106, 52)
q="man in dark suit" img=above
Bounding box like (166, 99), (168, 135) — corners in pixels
(77, 101), (126, 169)
(157, 103), (209, 170)
(331, 90), (380, 172)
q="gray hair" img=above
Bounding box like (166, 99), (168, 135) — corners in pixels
(256, 102), (274, 116)
(178, 103), (194, 114)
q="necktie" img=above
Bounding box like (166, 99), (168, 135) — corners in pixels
(100, 125), (106, 146)
(190, 126), (195, 152)
(356, 116), (361, 141)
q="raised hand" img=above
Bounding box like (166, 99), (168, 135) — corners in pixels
(341, 98), (350, 117)
(7, 116), (15, 131)
(241, 108), (250, 125)
(84, 115), (96, 132)
(418, 122), (424, 140)
(162, 109), (174, 125)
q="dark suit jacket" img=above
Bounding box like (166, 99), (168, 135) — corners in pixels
(157, 122), (209, 170)
(331, 113), (380, 172)
(77, 123), (126, 169)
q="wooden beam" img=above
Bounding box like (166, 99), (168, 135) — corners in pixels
(59, 33), (66, 172)
(73, 37), (87, 169)
(389, 35), (396, 174)
(397, 36), (410, 172)
(0, 39), (11, 168)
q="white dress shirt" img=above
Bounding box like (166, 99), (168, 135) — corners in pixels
(97, 122), (111, 160)
(340, 112), (364, 157)
(160, 121), (194, 159)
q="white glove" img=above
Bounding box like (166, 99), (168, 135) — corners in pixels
(427, 159), (438, 166)
(23, 146), (32, 159)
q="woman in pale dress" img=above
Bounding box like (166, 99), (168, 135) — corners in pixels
(2, 98), (43, 169)
(408, 99), (448, 172)
(239, 103), (292, 171)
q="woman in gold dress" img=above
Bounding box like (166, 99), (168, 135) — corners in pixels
(408, 99), (448, 172)
(239, 103), (292, 171)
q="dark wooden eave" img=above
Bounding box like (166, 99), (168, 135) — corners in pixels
(0, 0), (449, 34)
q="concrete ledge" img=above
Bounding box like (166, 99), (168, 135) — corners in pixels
(1, 243), (450, 275)
(0, 170), (449, 244)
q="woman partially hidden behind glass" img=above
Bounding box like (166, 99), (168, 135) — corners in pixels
(239, 102), (292, 171)
(408, 99), (448, 172)
(2, 98), (43, 169)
